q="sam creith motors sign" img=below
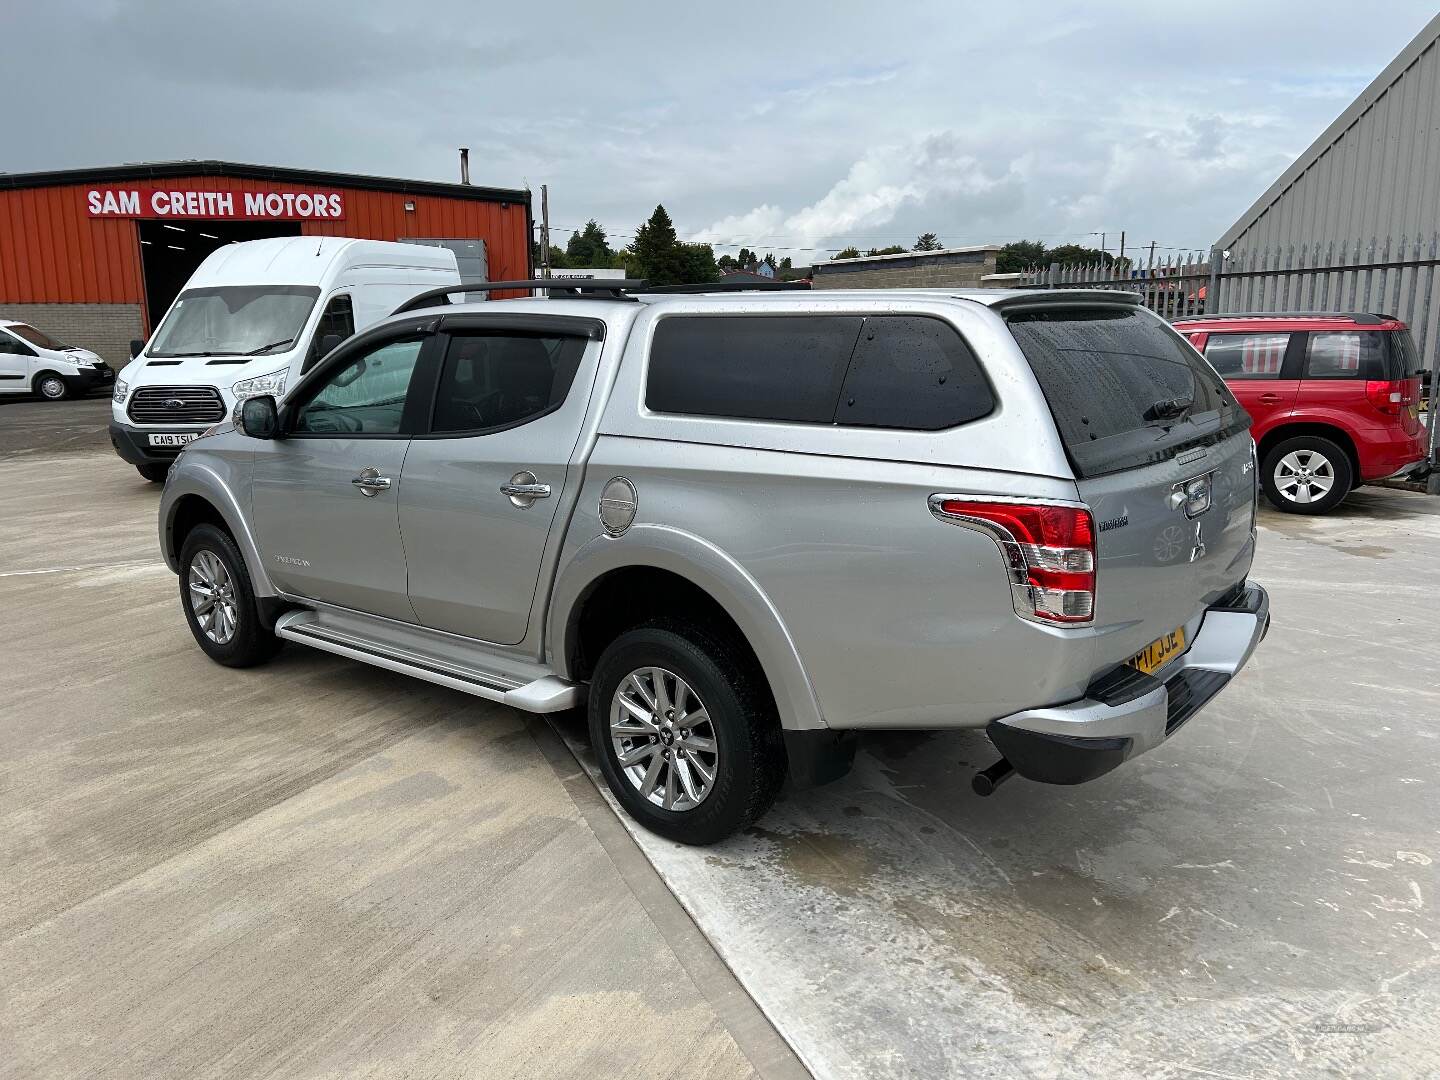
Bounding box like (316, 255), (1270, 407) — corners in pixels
(86, 187), (346, 221)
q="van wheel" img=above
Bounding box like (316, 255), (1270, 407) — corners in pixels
(137, 463), (170, 483)
(588, 620), (786, 845)
(35, 373), (69, 400)
(1262, 435), (1352, 514)
(178, 524), (281, 668)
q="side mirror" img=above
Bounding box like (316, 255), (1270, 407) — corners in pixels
(319, 333), (343, 357)
(240, 395), (280, 440)
(129, 338), (145, 359)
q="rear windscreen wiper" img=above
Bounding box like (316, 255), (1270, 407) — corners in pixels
(1143, 397), (1194, 423)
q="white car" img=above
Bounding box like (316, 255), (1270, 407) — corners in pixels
(0, 320), (114, 400)
(110, 237), (462, 482)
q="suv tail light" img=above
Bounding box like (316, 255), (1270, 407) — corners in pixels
(1366, 378), (1419, 415)
(930, 497), (1096, 624)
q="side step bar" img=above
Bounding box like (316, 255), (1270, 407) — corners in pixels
(273, 611), (582, 714)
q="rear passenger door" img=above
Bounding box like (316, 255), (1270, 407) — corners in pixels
(398, 316), (602, 646)
(1202, 331), (1302, 436)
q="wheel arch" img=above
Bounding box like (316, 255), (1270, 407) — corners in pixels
(160, 463), (277, 597)
(1257, 422), (1361, 484)
(549, 526), (827, 732)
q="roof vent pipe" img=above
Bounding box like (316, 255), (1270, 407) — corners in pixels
(459, 148), (470, 185)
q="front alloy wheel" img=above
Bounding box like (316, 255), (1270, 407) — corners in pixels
(178, 523), (282, 668)
(187, 550), (239, 645)
(611, 667), (720, 811)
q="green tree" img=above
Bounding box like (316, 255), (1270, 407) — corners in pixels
(717, 253), (737, 270)
(565, 219), (613, 265)
(762, 253), (777, 270)
(1046, 243), (1113, 266)
(779, 256), (792, 271)
(737, 247), (755, 270)
(631, 204), (685, 285)
(679, 243), (720, 285)
(531, 239), (569, 271)
(866, 245), (906, 256)
(834, 246), (862, 259)
(995, 240), (1047, 273)
(913, 232), (942, 251)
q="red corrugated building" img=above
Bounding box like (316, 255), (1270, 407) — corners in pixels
(0, 160), (532, 363)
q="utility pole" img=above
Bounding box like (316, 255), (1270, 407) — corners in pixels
(1118, 230), (1125, 263)
(540, 184), (551, 280)
(1148, 240), (1157, 270)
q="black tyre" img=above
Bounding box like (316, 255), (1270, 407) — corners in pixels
(178, 523), (282, 668)
(137, 463), (171, 483)
(34, 372), (69, 401)
(1261, 435), (1353, 514)
(588, 620), (786, 845)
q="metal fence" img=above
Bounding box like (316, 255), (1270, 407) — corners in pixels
(1022, 236), (1440, 469)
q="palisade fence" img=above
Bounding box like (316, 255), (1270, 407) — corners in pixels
(1022, 235), (1440, 466)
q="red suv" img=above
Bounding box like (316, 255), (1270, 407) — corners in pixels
(1175, 312), (1427, 514)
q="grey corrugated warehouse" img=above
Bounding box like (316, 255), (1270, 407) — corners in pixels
(1218, 12), (1440, 251)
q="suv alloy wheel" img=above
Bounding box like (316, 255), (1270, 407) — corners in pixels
(1261, 435), (1353, 514)
(178, 524), (282, 668)
(588, 620), (786, 845)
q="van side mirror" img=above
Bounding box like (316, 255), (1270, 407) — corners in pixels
(240, 395), (280, 440)
(130, 338), (145, 359)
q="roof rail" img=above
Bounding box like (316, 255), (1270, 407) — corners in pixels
(393, 279), (649, 315)
(1173, 311), (1387, 324)
(636, 280), (811, 294)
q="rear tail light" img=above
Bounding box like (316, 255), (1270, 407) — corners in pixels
(1366, 378), (1419, 415)
(930, 497), (1096, 624)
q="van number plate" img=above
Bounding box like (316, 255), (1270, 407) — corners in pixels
(1127, 627), (1186, 675)
(148, 432), (199, 447)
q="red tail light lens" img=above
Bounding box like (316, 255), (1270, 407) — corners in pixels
(1366, 379), (1417, 415)
(932, 498), (1096, 624)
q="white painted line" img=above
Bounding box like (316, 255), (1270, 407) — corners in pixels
(0, 559), (159, 579)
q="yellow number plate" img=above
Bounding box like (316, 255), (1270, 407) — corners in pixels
(1127, 627), (1186, 675)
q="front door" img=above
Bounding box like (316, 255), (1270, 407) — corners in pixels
(250, 331), (433, 621)
(399, 320), (600, 645)
(0, 331), (33, 392)
(1201, 330), (1303, 438)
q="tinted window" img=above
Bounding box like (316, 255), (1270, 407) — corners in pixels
(837, 316), (993, 429)
(1204, 333), (1289, 380)
(293, 338), (424, 435)
(1306, 331), (1391, 380)
(646, 315), (862, 423)
(1392, 329), (1421, 379)
(303, 294), (356, 373)
(431, 331), (587, 434)
(1007, 308), (1246, 478)
(0, 332), (31, 355)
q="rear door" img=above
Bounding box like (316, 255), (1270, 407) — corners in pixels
(250, 325), (436, 621)
(1006, 305), (1256, 668)
(1201, 330), (1302, 438)
(398, 316), (602, 645)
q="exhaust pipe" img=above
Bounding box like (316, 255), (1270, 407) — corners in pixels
(972, 757), (1015, 796)
(459, 147), (470, 185)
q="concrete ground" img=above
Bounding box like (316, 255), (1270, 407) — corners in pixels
(561, 491), (1440, 1079)
(0, 446), (806, 1079)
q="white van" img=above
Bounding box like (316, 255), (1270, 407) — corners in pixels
(0, 320), (115, 400)
(110, 237), (462, 481)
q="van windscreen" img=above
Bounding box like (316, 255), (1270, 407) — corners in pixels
(1007, 306), (1248, 478)
(148, 286), (321, 358)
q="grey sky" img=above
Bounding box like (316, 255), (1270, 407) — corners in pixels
(4, 1), (1435, 261)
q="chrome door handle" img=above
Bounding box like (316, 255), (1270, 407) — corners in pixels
(500, 482), (551, 498)
(501, 470), (551, 507)
(352, 468), (392, 497)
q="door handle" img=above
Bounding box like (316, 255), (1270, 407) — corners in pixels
(1258, 393), (1281, 404)
(351, 468), (392, 497)
(501, 470), (551, 507)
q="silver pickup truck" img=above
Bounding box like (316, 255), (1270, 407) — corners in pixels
(159, 281), (1269, 844)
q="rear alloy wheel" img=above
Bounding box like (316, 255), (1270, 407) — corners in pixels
(35, 373), (69, 401)
(1261, 435), (1352, 514)
(589, 621), (786, 845)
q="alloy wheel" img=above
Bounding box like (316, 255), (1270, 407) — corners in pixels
(610, 666), (719, 811)
(188, 550), (239, 644)
(1274, 449), (1335, 505)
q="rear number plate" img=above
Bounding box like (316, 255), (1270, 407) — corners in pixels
(148, 432), (199, 447)
(1127, 627), (1186, 675)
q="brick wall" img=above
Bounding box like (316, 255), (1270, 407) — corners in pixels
(812, 249), (1000, 290)
(0, 304), (145, 368)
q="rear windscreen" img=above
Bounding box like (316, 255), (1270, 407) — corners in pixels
(1007, 307), (1248, 478)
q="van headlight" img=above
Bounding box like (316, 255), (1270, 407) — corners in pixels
(112, 377), (128, 403)
(232, 368), (287, 401)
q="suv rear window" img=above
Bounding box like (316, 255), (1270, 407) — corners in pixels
(1306, 331), (1410, 381)
(1007, 307), (1247, 478)
(646, 314), (994, 431)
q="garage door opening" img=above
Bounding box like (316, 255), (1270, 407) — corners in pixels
(138, 219), (302, 332)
